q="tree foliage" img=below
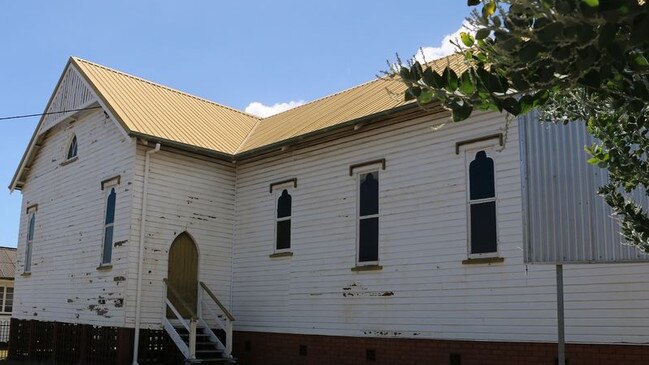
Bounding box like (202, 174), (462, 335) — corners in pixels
(393, 0), (649, 251)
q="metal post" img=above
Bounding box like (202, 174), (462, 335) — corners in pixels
(556, 264), (565, 365)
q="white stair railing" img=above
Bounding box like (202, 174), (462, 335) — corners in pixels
(199, 281), (236, 358)
(163, 279), (198, 360)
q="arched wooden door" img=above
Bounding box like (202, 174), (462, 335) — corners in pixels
(167, 232), (198, 318)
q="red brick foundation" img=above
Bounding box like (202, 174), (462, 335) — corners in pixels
(233, 331), (649, 365)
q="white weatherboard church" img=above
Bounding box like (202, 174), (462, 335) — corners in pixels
(7, 55), (649, 365)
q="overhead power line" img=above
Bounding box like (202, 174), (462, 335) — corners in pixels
(0, 106), (103, 121)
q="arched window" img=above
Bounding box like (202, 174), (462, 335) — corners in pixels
(25, 212), (36, 272)
(468, 150), (497, 255)
(276, 189), (292, 250)
(358, 171), (379, 262)
(102, 187), (116, 265)
(67, 135), (78, 160)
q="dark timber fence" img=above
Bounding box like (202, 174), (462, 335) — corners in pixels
(7, 318), (183, 365)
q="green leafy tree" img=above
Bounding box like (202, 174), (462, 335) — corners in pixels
(393, 0), (649, 251)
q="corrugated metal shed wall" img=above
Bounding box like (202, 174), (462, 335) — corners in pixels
(519, 113), (649, 263)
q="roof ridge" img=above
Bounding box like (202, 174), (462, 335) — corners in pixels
(259, 76), (391, 121)
(256, 53), (464, 123)
(71, 57), (261, 121)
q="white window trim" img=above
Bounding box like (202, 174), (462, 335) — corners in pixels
(24, 205), (37, 274)
(272, 183), (294, 254)
(0, 286), (12, 314)
(100, 179), (119, 267)
(61, 134), (79, 165)
(464, 145), (500, 259)
(356, 168), (380, 266)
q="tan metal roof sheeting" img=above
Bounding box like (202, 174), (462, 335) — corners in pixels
(73, 54), (466, 156)
(236, 77), (408, 153)
(0, 248), (16, 279)
(236, 53), (467, 153)
(72, 58), (260, 155)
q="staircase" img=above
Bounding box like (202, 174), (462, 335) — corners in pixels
(164, 279), (236, 364)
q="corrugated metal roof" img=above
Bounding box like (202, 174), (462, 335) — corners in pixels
(0, 248), (16, 279)
(11, 54), (466, 190)
(73, 54), (465, 157)
(236, 54), (467, 153)
(72, 57), (260, 155)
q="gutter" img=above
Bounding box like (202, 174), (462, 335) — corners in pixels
(132, 142), (160, 365)
(129, 132), (235, 162)
(130, 103), (430, 165)
(234, 102), (440, 161)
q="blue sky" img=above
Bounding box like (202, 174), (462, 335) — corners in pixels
(0, 1), (471, 246)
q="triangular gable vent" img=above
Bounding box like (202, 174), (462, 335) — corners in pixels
(39, 65), (97, 134)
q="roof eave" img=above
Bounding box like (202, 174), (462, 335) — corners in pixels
(234, 102), (435, 160)
(130, 132), (236, 162)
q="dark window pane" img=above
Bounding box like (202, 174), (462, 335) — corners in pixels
(277, 190), (292, 218)
(25, 243), (32, 271)
(27, 214), (35, 241)
(359, 217), (379, 262)
(469, 151), (495, 200)
(276, 220), (291, 250)
(103, 226), (113, 263)
(67, 136), (77, 159)
(360, 172), (379, 216)
(470, 202), (497, 254)
(105, 188), (116, 224)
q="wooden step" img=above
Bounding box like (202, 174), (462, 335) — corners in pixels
(197, 349), (222, 355)
(179, 332), (211, 338)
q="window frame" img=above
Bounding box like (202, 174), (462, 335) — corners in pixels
(100, 177), (119, 267)
(61, 134), (79, 165)
(355, 164), (381, 266)
(271, 182), (295, 254)
(24, 205), (37, 274)
(0, 287), (13, 313)
(464, 143), (500, 259)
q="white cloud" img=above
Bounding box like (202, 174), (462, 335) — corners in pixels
(414, 21), (472, 63)
(244, 100), (305, 118)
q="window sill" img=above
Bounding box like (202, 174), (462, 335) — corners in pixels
(269, 252), (293, 258)
(462, 257), (504, 265)
(96, 264), (113, 271)
(60, 156), (78, 166)
(21, 272), (31, 277)
(351, 264), (383, 272)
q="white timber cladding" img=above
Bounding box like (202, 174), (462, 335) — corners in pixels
(125, 147), (236, 329)
(13, 108), (135, 327)
(233, 112), (649, 344)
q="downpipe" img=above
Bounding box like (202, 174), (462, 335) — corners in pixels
(132, 142), (160, 365)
